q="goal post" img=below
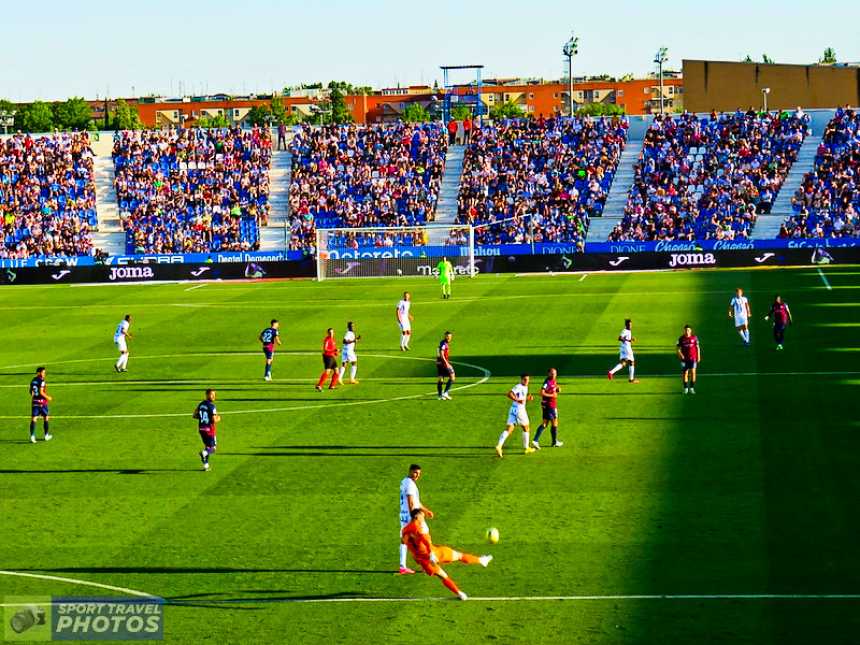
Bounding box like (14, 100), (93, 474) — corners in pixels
(315, 224), (476, 281)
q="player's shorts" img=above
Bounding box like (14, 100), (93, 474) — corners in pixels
(399, 321), (411, 333)
(507, 408), (530, 427)
(323, 354), (337, 370)
(262, 344), (274, 360)
(341, 348), (357, 363)
(115, 337), (128, 353)
(541, 405), (558, 421)
(436, 362), (455, 378)
(199, 428), (217, 449)
(31, 403), (49, 417)
(734, 316), (748, 328)
(773, 322), (787, 331)
(620, 349), (634, 362)
(682, 359), (698, 371)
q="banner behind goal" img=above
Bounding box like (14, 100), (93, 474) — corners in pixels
(315, 225), (475, 281)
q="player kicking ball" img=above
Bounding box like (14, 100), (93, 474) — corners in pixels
(259, 319), (282, 381)
(396, 292), (413, 351)
(399, 463), (434, 574)
(338, 321), (361, 384)
(729, 288), (751, 346)
(496, 373), (535, 457)
(193, 389), (220, 471)
(608, 319), (639, 383)
(677, 325), (701, 394)
(401, 508), (492, 600)
(113, 314), (132, 373)
(532, 367), (563, 449)
(29, 367), (53, 443)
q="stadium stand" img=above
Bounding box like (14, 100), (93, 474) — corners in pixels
(779, 107), (859, 238)
(112, 127), (271, 253)
(456, 116), (628, 250)
(0, 132), (97, 258)
(610, 110), (809, 241)
(286, 123), (447, 251)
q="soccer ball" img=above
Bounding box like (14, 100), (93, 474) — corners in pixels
(396, 269), (403, 275)
(486, 528), (500, 544)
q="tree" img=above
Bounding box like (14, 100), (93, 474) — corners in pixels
(742, 55), (754, 63)
(576, 103), (625, 117)
(819, 47), (837, 64)
(110, 99), (144, 130)
(15, 101), (54, 133)
(762, 54), (775, 65)
(269, 98), (287, 124)
(489, 101), (526, 120)
(53, 97), (93, 131)
(328, 83), (353, 124)
(0, 99), (16, 132)
(195, 114), (231, 129)
(402, 102), (430, 123)
(246, 104), (271, 127)
(450, 104), (472, 121)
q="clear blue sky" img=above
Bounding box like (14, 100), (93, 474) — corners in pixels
(1, 0), (857, 101)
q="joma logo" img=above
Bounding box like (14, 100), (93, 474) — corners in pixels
(668, 253), (716, 268)
(109, 266), (155, 281)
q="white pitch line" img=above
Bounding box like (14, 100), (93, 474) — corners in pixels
(0, 353), (491, 419)
(184, 283), (207, 292)
(0, 570), (157, 601)
(817, 267), (833, 290)
(579, 273), (588, 282)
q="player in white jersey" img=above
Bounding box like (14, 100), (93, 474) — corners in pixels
(728, 288), (751, 346)
(396, 292), (413, 351)
(113, 314), (133, 373)
(495, 374), (535, 458)
(608, 319), (639, 383)
(337, 321), (361, 384)
(399, 463), (434, 574)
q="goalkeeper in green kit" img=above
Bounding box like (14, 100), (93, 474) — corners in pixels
(437, 256), (454, 299)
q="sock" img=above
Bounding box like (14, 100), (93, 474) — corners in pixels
(265, 363), (272, 377)
(329, 371), (338, 388)
(350, 364), (357, 381)
(44, 421), (49, 435)
(460, 553), (481, 565)
(441, 576), (461, 596)
(629, 365), (635, 381)
(609, 363), (623, 375)
(399, 544), (407, 569)
(29, 420), (35, 436)
(533, 424), (545, 442)
(522, 431), (530, 449)
(444, 379), (453, 394)
(115, 355), (123, 369)
(337, 366), (345, 381)
(437, 381), (443, 396)
(497, 430), (510, 447)
(551, 427), (558, 444)
(317, 372), (328, 388)
(691, 380), (696, 390)
(743, 330), (750, 342)
(400, 335), (406, 349)
(121, 354), (129, 369)
(404, 335), (410, 348)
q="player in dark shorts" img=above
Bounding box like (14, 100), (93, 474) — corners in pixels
(676, 325), (701, 394)
(532, 367), (562, 449)
(259, 319), (282, 381)
(193, 389), (220, 471)
(436, 331), (455, 400)
(29, 366), (53, 443)
(316, 328), (339, 391)
(764, 295), (793, 350)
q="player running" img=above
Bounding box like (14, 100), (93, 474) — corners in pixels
(338, 321), (361, 384)
(113, 314), (132, 373)
(764, 295), (793, 350)
(496, 373), (535, 457)
(532, 367), (563, 449)
(437, 256), (454, 299)
(608, 319), (639, 383)
(29, 366), (53, 443)
(396, 292), (413, 351)
(677, 325), (701, 394)
(436, 331), (455, 400)
(315, 328), (339, 391)
(193, 389), (220, 471)
(729, 288), (751, 346)
(401, 508), (492, 600)
(259, 319), (282, 381)
(399, 463), (434, 575)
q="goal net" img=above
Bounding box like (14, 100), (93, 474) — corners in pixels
(315, 224), (475, 281)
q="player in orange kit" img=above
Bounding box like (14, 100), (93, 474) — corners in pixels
(400, 508), (492, 600)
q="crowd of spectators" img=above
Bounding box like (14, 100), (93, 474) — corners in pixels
(780, 107), (859, 238)
(113, 127), (271, 254)
(456, 116), (628, 250)
(0, 132), (96, 258)
(611, 109), (809, 242)
(287, 122), (447, 251)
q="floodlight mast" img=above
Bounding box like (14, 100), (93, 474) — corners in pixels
(563, 35), (579, 117)
(654, 47), (669, 115)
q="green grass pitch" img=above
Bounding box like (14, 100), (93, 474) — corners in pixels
(1, 267), (859, 644)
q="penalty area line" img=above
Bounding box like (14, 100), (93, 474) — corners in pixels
(817, 267), (832, 290)
(0, 570), (157, 602)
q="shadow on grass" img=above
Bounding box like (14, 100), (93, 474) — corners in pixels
(0, 468), (192, 475)
(229, 451), (487, 459)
